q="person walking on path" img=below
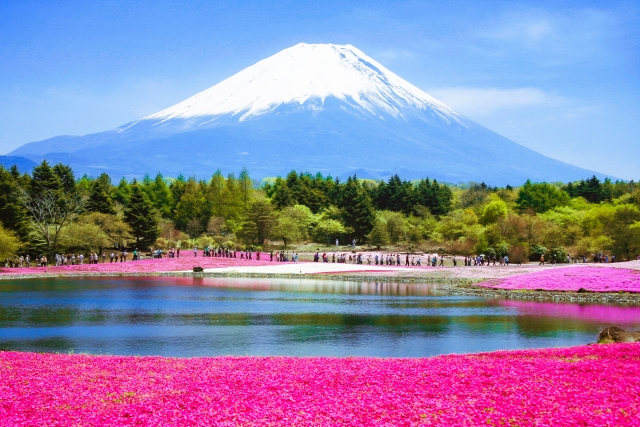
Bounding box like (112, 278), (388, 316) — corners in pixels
(539, 254), (545, 265)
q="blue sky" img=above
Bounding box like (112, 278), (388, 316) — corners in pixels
(0, 0), (638, 179)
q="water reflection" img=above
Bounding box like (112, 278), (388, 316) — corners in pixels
(0, 276), (638, 357)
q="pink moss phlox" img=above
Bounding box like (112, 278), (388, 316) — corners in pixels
(478, 266), (640, 292)
(0, 251), (277, 275)
(1, 344), (639, 426)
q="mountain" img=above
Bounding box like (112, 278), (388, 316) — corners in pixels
(10, 43), (601, 185)
(0, 155), (38, 173)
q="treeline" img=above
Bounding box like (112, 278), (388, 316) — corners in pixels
(1, 161), (640, 262)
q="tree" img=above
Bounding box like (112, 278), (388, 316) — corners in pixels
(367, 220), (390, 248)
(124, 181), (159, 248)
(19, 188), (85, 258)
(173, 178), (205, 231)
(272, 205), (316, 247)
(314, 219), (347, 245)
(0, 223), (21, 259)
(80, 212), (132, 249)
(0, 167), (29, 240)
(339, 176), (375, 242)
(515, 180), (570, 213)
(61, 221), (110, 253)
(379, 211), (407, 244)
(30, 160), (62, 195)
(609, 205), (640, 260)
(240, 199), (275, 246)
(480, 199), (508, 225)
(86, 178), (116, 215)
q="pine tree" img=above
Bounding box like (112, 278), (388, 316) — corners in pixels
(86, 179), (116, 215)
(0, 167), (29, 240)
(339, 176), (375, 242)
(124, 180), (159, 248)
(30, 160), (62, 195)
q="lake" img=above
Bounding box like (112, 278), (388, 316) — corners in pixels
(1, 276), (638, 357)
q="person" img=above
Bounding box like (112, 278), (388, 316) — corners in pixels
(453, 256), (457, 267)
(539, 254), (545, 265)
(336, 238), (339, 247)
(352, 239), (356, 249)
(194, 246), (198, 257)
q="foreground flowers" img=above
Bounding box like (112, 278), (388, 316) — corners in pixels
(1, 344), (639, 426)
(478, 266), (640, 292)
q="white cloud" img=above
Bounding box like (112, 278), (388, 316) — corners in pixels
(428, 87), (565, 116)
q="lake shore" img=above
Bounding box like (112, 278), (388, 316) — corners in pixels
(2, 258), (640, 303)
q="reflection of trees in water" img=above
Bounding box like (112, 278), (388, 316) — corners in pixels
(514, 316), (596, 337)
(273, 313), (451, 343)
(0, 337), (75, 353)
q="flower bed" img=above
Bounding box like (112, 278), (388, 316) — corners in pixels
(1, 344), (639, 426)
(0, 251), (278, 275)
(478, 266), (640, 292)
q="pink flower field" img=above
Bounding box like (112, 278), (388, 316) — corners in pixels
(478, 266), (640, 293)
(0, 251), (277, 275)
(1, 345), (639, 426)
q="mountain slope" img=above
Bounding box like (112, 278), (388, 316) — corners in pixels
(11, 43), (601, 184)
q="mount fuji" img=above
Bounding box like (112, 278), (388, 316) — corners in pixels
(10, 43), (599, 184)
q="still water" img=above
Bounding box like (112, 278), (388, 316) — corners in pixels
(1, 276), (639, 357)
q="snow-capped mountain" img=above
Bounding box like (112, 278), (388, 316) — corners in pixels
(143, 43), (461, 124)
(10, 43), (599, 184)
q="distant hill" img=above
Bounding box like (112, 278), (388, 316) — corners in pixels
(10, 43), (604, 185)
(0, 155), (37, 173)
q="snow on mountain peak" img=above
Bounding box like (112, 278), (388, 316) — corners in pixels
(143, 43), (462, 124)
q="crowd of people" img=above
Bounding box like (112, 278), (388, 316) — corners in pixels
(4, 248), (639, 269)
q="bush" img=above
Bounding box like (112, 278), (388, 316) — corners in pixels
(548, 246), (568, 263)
(529, 244), (547, 261)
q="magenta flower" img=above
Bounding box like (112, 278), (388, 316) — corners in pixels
(478, 266), (640, 292)
(0, 344), (638, 426)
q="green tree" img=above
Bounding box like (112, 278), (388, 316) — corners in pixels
(0, 223), (21, 259)
(30, 160), (62, 195)
(480, 199), (508, 225)
(516, 180), (570, 213)
(0, 167), (29, 240)
(240, 199), (275, 246)
(339, 176), (375, 242)
(272, 205), (316, 247)
(609, 204), (640, 260)
(124, 181), (159, 248)
(86, 178), (116, 215)
(174, 178), (205, 232)
(113, 177), (131, 206)
(314, 218), (347, 245)
(367, 220), (391, 248)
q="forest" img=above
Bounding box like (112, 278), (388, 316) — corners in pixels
(1, 160), (640, 262)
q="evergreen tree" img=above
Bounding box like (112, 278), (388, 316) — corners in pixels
(124, 180), (159, 248)
(30, 160), (62, 195)
(173, 178), (204, 232)
(86, 178), (116, 215)
(52, 163), (76, 193)
(0, 167), (29, 240)
(240, 198), (275, 246)
(204, 170), (226, 218)
(148, 173), (173, 218)
(339, 176), (375, 242)
(271, 177), (293, 209)
(113, 177), (131, 206)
